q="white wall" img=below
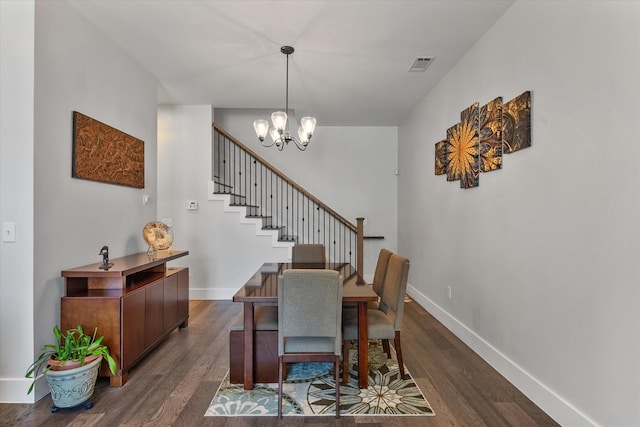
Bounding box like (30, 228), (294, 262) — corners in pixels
(215, 108), (398, 276)
(7, 0), (157, 402)
(0, 0), (36, 403)
(157, 105), (291, 299)
(398, 1), (640, 426)
(157, 107), (398, 298)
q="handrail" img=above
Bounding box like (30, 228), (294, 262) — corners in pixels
(214, 124), (356, 233)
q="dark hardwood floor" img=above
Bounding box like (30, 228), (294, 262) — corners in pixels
(1, 299), (558, 426)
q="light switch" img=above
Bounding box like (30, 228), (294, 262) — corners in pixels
(2, 222), (16, 242)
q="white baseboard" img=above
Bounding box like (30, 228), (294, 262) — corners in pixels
(0, 378), (36, 403)
(406, 284), (598, 427)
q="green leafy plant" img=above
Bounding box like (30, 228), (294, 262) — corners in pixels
(25, 325), (117, 394)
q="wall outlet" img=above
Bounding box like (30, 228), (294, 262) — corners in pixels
(447, 285), (452, 300)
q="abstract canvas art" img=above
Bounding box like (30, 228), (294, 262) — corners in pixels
(479, 97), (503, 172)
(455, 102), (480, 188)
(435, 91), (531, 189)
(502, 91), (531, 153)
(72, 111), (145, 188)
(435, 140), (447, 175)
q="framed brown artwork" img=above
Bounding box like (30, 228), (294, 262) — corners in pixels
(72, 111), (145, 188)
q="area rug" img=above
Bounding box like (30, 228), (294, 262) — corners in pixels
(205, 340), (434, 417)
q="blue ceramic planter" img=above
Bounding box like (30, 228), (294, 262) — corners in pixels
(45, 355), (102, 411)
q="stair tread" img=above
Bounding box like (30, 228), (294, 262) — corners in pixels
(229, 204), (258, 208)
(213, 181), (233, 189)
(215, 192), (245, 198)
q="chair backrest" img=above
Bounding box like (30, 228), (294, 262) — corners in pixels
(371, 249), (393, 297)
(378, 253), (410, 331)
(278, 269), (343, 355)
(292, 244), (326, 264)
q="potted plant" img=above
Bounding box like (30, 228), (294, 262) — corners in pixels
(25, 325), (117, 412)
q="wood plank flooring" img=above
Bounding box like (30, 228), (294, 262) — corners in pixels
(1, 299), (559, 426)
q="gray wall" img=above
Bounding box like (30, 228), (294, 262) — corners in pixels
(157, 107), (398, 298)
(398, 1), (640, 426)
(25, 0), (156, 401)
(215, 108), (399, 279)
(157, 105), (292, 299)
(0, 0), (35, 403)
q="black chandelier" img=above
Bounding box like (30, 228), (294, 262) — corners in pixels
(253, 46), (317, 151)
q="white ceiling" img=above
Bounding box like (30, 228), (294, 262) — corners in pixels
(68, 0), (514, 126)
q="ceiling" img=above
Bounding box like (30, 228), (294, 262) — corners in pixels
(68, 0), (514, 126)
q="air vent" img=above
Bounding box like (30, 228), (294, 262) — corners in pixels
(409, 56), (434, 72)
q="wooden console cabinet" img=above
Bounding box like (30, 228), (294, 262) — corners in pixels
(61, 250), (189, 386)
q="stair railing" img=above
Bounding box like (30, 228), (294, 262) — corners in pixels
(213, 124), (364, 276)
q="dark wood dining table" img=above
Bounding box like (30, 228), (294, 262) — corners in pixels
(232, 262), (378, 390)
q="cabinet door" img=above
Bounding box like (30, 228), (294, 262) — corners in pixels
(177, 267), (189, 322)
(144, 279), (165, 348)
(122, 289), (146, 369)
(62, 296), (121, 376)
(163, 272), (178, 330)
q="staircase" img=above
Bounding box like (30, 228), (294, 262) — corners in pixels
(209, 125), (363, 273)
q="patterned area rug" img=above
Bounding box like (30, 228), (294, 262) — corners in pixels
(205, 340), (434, 417)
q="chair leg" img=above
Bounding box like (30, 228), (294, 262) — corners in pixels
(342, 340), (350, 385)
(334, 355), (340, 419)
(278, 356), (284, 418)
(394, 331), (408, 380)
(382, 338), (391, 358)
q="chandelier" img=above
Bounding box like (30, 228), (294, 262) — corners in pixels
(253, 46), (317, 151)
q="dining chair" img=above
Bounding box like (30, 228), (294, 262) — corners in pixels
(369, 248), (393, 309)
(277, 269), (343, 418)
(342, 253), (410, 384)
(291, 243), (326, 264)
(342, 248), (392, 315)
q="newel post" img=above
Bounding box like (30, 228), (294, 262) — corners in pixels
(356, 217), (364, 283)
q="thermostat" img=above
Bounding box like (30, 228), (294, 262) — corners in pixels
(186, 201), (199, 210)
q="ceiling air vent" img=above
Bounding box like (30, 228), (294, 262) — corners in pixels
(409, 56), (434, 72)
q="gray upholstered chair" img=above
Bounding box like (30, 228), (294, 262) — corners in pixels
(291, 243), (326, 264)
(342, 253), (410, 384)
(369, 248), (393, 309)
(277, 269), (343, 418)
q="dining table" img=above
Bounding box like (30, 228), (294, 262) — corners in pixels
(232, 261), (378, 390)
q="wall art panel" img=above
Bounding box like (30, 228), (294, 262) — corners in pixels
(435, 139), (448, 175)
(72, 111), (145, 188)
(479, 97), (503, 172)
(456, 102), (479, 189)
(503, 91), (531, 154)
